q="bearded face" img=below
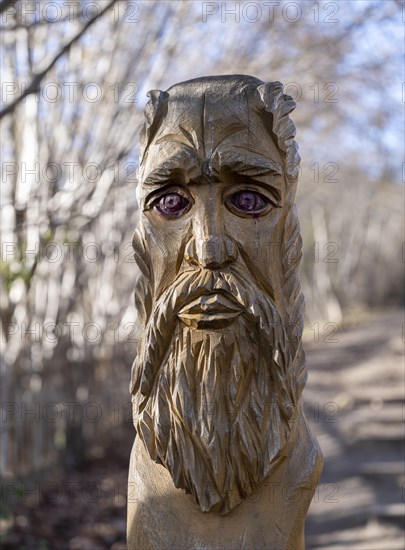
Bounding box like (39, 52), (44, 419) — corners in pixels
(131, 76), (307, 515)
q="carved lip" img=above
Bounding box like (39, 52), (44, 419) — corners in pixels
(177, 292), (243, 328)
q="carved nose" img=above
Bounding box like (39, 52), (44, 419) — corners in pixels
(185, 236), (237, 269)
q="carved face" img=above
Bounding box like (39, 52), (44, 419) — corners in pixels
(139, 79), (286, 309)
(131, 76), (305, 514)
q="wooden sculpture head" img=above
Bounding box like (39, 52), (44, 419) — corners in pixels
(131, 75), (307, 515)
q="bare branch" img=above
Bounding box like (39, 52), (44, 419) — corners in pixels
(0, 0), (18, 16)
(0, 0), (118, 119)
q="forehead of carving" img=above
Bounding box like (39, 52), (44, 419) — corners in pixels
(141, 81), (283, 184)
(149, 78), (270, 150)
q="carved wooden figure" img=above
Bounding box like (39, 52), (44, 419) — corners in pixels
(127, 75), (323, 550)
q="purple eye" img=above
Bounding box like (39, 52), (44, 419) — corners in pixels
(228, 191), (269, 215)
(155, 193), (190, 217)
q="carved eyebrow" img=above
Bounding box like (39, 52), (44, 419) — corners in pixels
(142, 151), (198, 186)
(143, 168), (183, 187)
(217, 149), (283, 177)
(142, 149), (283, 190)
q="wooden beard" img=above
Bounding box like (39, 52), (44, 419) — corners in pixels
(131, 262), (298, 514)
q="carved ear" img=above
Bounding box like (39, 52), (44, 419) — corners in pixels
(140, 89), (169, 164)
(257, 82), (300, 183)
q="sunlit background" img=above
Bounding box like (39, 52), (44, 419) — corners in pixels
(1, 0), (403, 548)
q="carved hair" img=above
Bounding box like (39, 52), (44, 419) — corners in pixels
(256, 81), (301, 186)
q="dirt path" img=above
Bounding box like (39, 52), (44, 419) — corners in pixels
(304, 309), (404, 549)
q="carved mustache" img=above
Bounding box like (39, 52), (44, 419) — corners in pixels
(158, 267), (275, 325)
